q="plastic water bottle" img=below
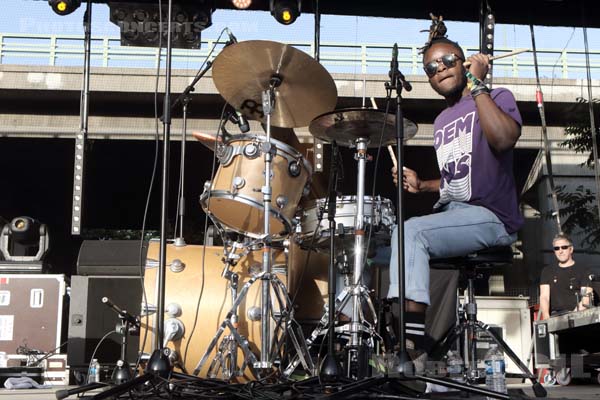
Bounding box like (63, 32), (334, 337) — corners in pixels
(88, 358), (101, 383)
(484, 344), (506, 399)
(446, 350), (464, 382)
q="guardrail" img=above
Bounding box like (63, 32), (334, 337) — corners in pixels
(1, 32), (600, 79)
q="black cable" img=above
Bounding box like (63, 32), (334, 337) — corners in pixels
(136, 0), (164, 373)
(172, 28), (230, 239)
(529, 24), (562, 234)
(182, 102), (229, 366)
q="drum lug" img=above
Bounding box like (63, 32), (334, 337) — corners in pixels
(170, 259), (185, 273)
(216, 143), (235, 166)
(231, 176), (245, 194)
(243, 142), (260, 159)
(302, 183), (310, 197)
(166, 302), (182, 318)
(288, 160), (301, 177)
(276, 195), (288, 209)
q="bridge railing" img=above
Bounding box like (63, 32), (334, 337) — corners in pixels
(1, 32), (600, 79)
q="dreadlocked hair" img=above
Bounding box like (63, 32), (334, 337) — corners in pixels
(419, 14), (464, 60)
(421, 37), (465, 60)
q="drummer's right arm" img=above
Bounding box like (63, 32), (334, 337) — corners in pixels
(393, 166), (440, 193)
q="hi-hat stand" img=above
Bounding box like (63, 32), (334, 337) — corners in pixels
(284, 138), (382, 380)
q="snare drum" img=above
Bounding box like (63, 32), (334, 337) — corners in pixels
(296, 195), (395, 249)
(201, 135), (312, 239)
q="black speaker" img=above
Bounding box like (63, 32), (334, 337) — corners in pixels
(77, 240), (147, 276)
(67, 276), (142, 368)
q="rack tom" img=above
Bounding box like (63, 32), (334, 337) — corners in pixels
(201, 135), (312, 239)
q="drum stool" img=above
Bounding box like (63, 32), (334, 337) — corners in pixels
(429, 246), (546, 397)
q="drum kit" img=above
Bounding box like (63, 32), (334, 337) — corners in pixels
(143, 40), (418, 381)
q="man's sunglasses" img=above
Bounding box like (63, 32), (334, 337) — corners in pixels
(423, 53), (464, 76)
(553, 245), (571, 251)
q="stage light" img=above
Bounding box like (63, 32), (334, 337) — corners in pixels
(232, 0), (252, 9)
(48, 0), (81, 16)
(0, 217), (49, 262)
(270, 0), (300, 25)
(109, 1), (214, 49)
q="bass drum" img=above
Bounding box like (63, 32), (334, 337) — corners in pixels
(141, 242), (289, 381)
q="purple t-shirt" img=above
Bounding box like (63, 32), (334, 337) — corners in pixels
(432, 88), (524, 234)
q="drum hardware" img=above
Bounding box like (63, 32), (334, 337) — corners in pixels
(289, 105), (415, 379)
(101, 297), (140, 384)
(192, 241), (315, 379)
(385, 43), (414, 375)
(199, 39), (337, 378)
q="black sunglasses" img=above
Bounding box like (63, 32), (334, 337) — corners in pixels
(423, 53), (464, 76)
(553, 245), (571, 251)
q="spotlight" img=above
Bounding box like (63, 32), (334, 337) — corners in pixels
(232, 0), (252, 9)
(48, 0), (81, 16)
(0, 217), (49, 262)
(270, 0), (301, 25)
(109, 1), (214, 49)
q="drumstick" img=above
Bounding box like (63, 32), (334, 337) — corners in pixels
(463, 48), (528, 67)
(369, 97), (398, 169)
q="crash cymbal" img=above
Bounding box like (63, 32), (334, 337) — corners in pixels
(309, 108), (418, 148)
(212, 40), (337, 128)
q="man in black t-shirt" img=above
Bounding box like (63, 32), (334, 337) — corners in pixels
(539, 234), (592, 319)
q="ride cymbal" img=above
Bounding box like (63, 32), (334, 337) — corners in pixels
(212, 40), (337, 128)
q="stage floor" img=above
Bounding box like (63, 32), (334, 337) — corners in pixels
(1, 383), (599, 399)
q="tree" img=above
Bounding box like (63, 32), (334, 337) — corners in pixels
(555, 97), (600, 248)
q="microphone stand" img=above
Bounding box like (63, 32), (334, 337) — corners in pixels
(167, 61), (213, 247)
(101, 297), (140, 384)
(385, 44), (412, 375)
(150, 0), (175, 377)
(319, 142), (342, 380)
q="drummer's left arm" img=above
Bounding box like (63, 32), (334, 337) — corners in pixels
(474, 94), (521, 153)
(468, 56), (520, 153)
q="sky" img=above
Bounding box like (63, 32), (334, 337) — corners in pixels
(3, 1), (600, 79)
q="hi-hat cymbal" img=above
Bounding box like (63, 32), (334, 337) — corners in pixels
(309, 108), (418, 148)
(212, 40), (337, 128)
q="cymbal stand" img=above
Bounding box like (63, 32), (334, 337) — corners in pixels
(346, 137), (382, 377)
(194, 77), (313, 379)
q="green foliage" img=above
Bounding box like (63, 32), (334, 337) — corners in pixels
(554, 96), (600, 249)
(555, 185), (600, 248)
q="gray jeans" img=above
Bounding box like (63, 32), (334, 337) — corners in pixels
(382, 201), (516, 304)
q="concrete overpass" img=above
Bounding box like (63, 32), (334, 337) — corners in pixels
(0, 63), (596, 150)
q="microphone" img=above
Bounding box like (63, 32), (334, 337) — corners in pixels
(389, 43), (412, 92)
(225, 27), (237, 46)
(228, 108), (250, 133)
(102, 297), (139, 326)
(389, 43), (398, 80)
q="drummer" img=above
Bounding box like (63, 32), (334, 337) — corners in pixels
(385, 34), (523, 360)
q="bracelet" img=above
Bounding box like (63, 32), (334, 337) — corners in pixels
(465, 71), (483, 86)
(471, 83), (490, 98)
